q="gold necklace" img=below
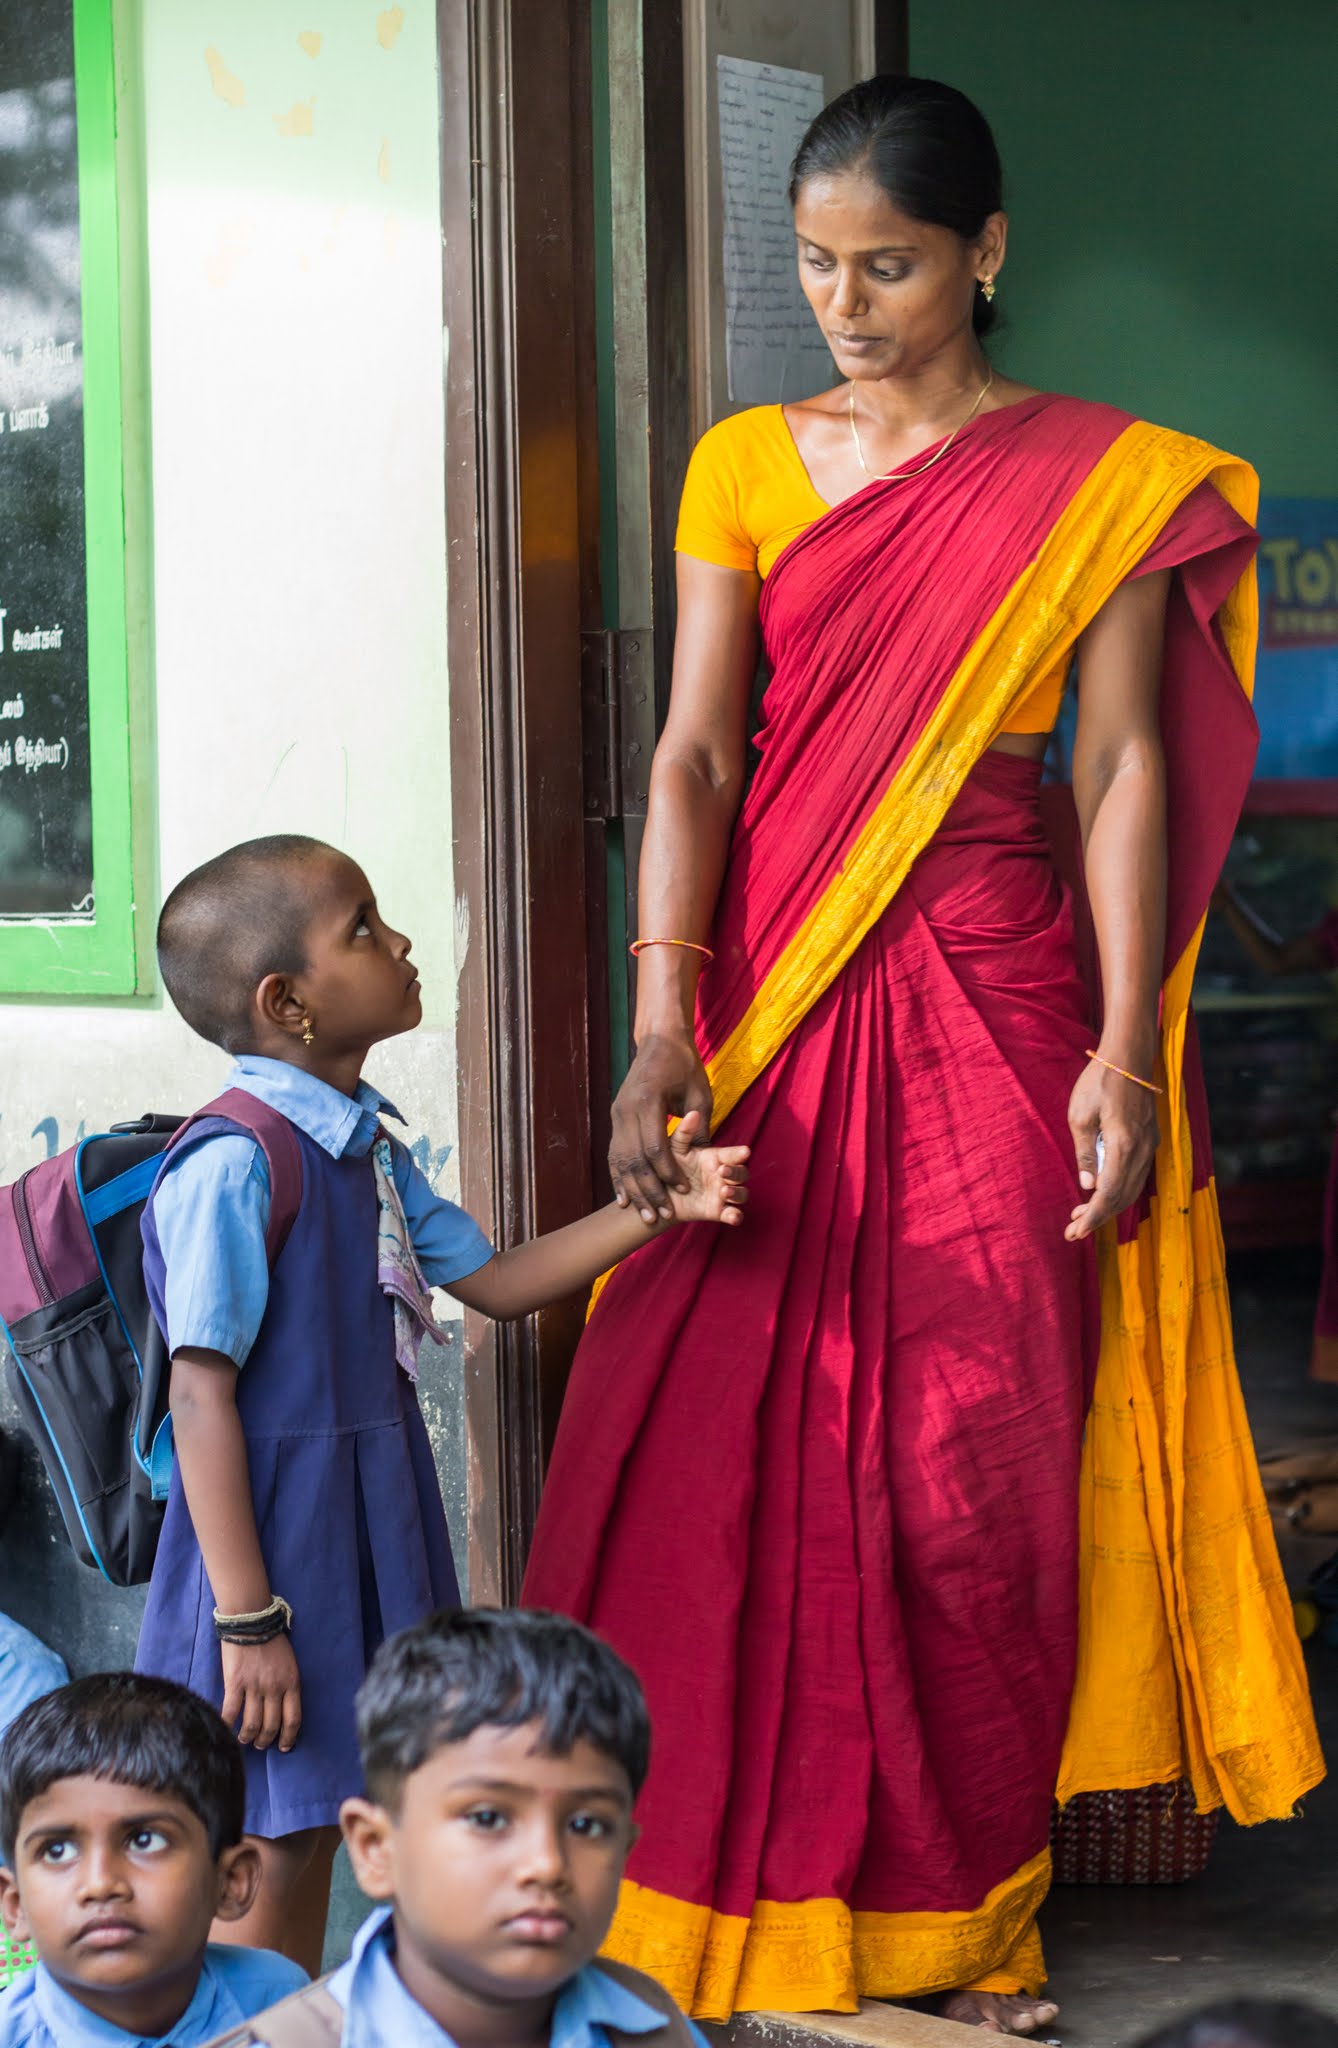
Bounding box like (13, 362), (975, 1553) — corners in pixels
(848, 365), (995, 481)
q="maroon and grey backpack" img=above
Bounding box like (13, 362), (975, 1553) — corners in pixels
(0, 1091), (302, 1588)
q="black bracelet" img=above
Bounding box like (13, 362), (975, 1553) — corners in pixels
(217, 1618), (289, 1647)
(213, 1594), (293, 1644)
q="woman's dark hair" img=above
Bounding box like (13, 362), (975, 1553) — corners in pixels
(356, 1607), (651, 1809)
(1132, 2000), (1338, 2048)
(789, 74), (1003, 336)
(0, 1673), (245, 1866)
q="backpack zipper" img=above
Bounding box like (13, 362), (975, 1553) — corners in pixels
(12, 1174), (55, 1300)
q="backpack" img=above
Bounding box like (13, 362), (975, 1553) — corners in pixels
(203, 1959), (703, 2048)
(0, 1091), (302, 1588)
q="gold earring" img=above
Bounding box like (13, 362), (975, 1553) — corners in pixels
(301, 1016), (315, 1046)
(980, 275), (996, 303)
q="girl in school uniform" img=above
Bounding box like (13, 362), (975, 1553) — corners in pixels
(136, 832), (749, 1973)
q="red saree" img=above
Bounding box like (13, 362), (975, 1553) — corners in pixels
(522, 396), (1323, 2017)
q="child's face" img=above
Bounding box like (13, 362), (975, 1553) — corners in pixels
(0, 1775), (256, 2034)
(267, 851), (423, 1058)
(343, 1723), (637, 2020)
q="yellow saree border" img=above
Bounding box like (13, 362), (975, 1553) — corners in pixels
(604, 1855), (1051, 2022)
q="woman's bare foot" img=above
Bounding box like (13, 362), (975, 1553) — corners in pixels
(940, 1990), (1060, 2035)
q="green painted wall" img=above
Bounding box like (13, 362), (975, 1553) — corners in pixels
(913, 1), (1338, 496)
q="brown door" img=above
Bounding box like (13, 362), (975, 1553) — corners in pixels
(440, 0), (907, 1603)
(439, 0), (604, 1603)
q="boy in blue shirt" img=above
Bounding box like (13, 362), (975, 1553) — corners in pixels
(211, 1608), (708, 2048)
(0, 1674), (305, 2046)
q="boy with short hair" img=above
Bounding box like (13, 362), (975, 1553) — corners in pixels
(0, 1673), (305, 2046)
(210, 1608), (708, 2048)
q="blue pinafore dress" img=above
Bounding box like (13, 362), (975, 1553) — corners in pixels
(136, 1114), (460, 1837)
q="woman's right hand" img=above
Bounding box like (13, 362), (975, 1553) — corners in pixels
(610, 1032), (714, 1220)
(221, 1636), (303, 1753)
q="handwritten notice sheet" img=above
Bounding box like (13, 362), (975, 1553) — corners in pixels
(717, 55), (834, 406)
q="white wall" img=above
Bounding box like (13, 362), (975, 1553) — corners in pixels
(4, 0), (459, 1180)
(1, 0), (470, 1590)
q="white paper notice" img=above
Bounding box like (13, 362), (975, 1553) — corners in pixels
(717, 54), (834, 406)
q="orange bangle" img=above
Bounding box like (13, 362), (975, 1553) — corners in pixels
(629, 938), (715, 963)
(1086, 1050), (1163, 1095)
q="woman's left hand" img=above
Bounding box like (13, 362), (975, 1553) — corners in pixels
(1065, 1055), (1160, 1241)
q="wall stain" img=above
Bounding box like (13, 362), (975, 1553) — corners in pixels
(206, 220), (253, 290)
(376, 7), (406, 51)
(377, 137), (391, 184)
(274, 98), (316, 139)
(204, 47), (246, 108)
(298, 31), (323, 58)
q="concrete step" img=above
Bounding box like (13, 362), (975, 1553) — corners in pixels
(705, 2000), (975, 2048)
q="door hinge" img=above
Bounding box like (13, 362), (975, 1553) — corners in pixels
(581, 627), (654, 821)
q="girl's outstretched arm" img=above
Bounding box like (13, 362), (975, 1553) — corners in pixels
(447, 1112), (749, 1320)
(170, 1349), (302, 1753)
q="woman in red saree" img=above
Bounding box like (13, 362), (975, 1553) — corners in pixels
(523, 77), (1322, 2033)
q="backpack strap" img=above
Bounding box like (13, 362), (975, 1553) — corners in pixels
(590, 1958), (701, 2048)
(166, 1090), (304, 1266)
(205, 1976), (343, 2047)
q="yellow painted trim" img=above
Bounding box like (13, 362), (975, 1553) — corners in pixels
(704, 425), (1257, 1129)
(603, 1854), (1051, 2021)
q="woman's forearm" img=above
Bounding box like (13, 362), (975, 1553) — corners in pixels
(169, 1350), (270, 1615)
(632, 752), (742, 1041)
(1077, 741), (1166, 1074)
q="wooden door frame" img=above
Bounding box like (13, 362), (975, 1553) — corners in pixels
(437, 0), (907, 1604)
(438, 0), (601, 1605)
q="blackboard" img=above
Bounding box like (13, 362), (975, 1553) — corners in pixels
(0, 0), (94, 919)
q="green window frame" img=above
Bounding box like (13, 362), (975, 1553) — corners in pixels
(0, 0), (137, 995)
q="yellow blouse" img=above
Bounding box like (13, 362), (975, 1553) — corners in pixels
(675, 405), (1069, 735)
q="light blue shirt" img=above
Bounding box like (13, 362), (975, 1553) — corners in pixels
(0, 1945), (305, 2046)
(150, 1056), (494, 1367)
(327, 1908), (712, 2048)
(0, 1617), (67, 1742)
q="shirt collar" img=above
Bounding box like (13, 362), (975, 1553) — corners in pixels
(229, 1055), (404, 1160)
(336, 1911), (675, 2048)
(552, 1963), (675, 2046)
(31, 1954), (235, 2045)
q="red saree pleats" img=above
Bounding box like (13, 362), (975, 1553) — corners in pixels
(526, 758), (1098, 2013)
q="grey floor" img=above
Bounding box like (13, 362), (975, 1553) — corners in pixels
(1042, 1248), (1338, 2044)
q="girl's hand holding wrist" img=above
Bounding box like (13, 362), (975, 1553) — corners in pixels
(661, 1111), (750, 1228)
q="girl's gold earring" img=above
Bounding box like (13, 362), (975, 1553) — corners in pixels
(301, 1016), (315, 1046)
(980, 275), (997, 303)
